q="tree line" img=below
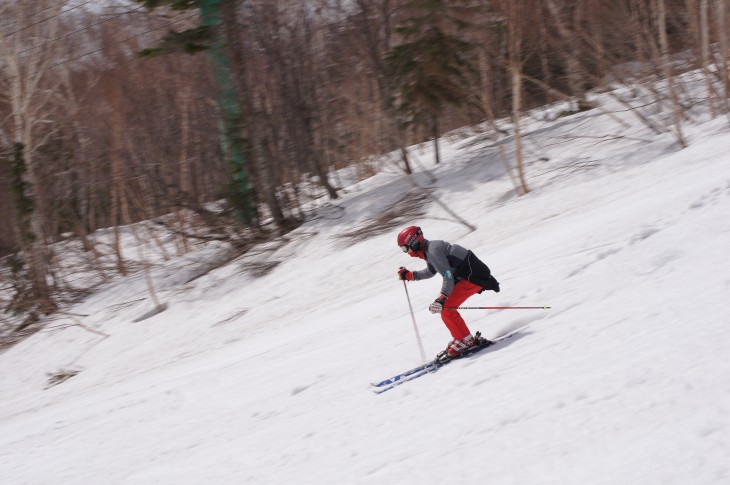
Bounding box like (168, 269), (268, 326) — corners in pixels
(1, 0), (728, 322)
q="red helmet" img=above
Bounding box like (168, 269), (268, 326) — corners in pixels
(397, 226), (424, 253)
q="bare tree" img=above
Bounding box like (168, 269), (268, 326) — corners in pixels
(352, 0), (414, 174)
(491, 0), (530, 195)
(0, 0), (75, 314)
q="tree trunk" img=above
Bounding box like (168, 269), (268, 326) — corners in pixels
(432, 117), (441, 164)
(715, 0), (730, 120)
(110, 81), (128, 276)
(11, 143), (56, 314)
(545, 0), (591, 110)
(507, 2), (529, 195)
(201, 0), (256, 225)
(511, 61), (529, 195)
(656, 0), (687, 147)
(220, 0), (292, 230)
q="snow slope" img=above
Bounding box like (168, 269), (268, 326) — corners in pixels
(1, 86), (730, 485)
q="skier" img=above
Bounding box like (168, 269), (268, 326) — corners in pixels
(397, 226), (501, 363)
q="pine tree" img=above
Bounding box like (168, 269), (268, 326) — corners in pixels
(386, 0), (476, 162)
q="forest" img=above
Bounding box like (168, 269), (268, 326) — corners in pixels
(1, 0), (729, 325)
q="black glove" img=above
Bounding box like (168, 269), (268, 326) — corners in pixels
(429, 295), (447, 313)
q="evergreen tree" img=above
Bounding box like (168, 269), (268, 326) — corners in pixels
(386, 0), (476, 162)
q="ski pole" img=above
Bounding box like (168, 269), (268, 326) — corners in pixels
(447, 306), (551, 310)
(401, 275), (427, 362)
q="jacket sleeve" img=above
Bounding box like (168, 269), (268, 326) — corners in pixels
(412, 263), (436, 281)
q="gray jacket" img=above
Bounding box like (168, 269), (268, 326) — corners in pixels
(412, 240), (499, 297)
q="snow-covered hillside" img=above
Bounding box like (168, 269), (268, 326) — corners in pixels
(2, 83), (730, 484)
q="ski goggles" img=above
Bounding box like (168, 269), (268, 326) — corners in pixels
(400, 237), (421, 253)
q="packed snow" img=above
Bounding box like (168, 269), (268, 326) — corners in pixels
(2, 80), (730, 484)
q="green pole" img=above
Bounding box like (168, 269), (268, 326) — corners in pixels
(199, 0), (254, 224)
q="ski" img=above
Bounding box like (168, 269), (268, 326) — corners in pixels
(370, 361), (439, 392)
(369, 339), (491, 394)
(370, 364), (438, 394)
(370, 325), (529, 394)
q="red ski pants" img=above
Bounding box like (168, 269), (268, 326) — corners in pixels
(442, 280), (483, 340)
